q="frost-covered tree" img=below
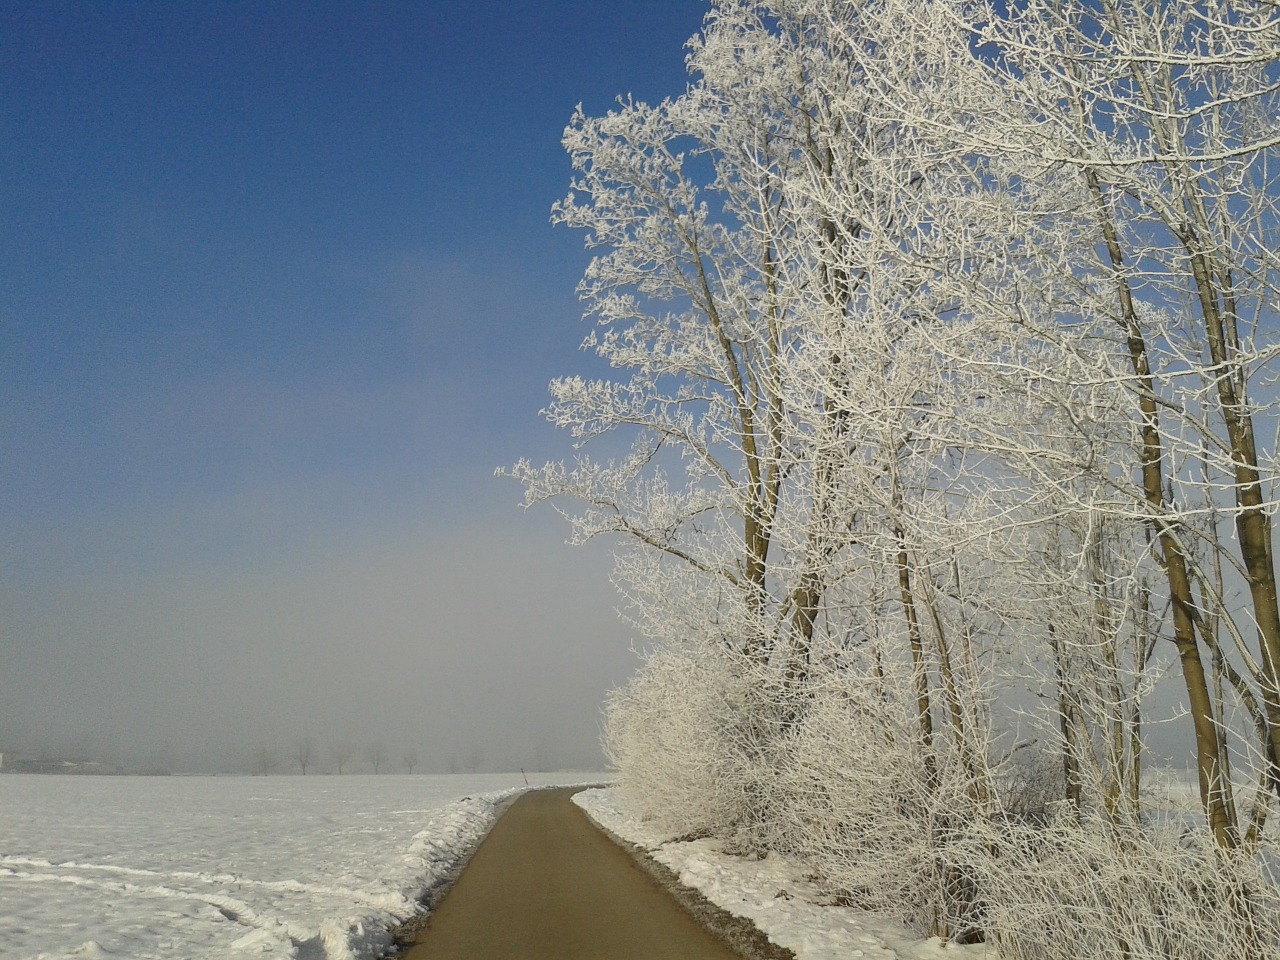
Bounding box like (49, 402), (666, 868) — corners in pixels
(891, 0), (1280, 848)
(514, 0), (1280, 950)
(510, 52), (790, 655)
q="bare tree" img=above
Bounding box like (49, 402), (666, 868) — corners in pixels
(331, 743), (353, 776)
(291, 736), (316, 775)
(365, 742), (386, 775)
(402, 748), (419, 774)
(251, 744), (277, 777)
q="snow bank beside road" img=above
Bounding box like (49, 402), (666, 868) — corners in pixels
(574, 787), (997, 960)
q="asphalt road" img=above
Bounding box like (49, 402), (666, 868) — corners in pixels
(401, 786), (746, 960)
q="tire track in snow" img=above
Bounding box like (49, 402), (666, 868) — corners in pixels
(0, 855), (411, 912)
(1, 866), (309, 952)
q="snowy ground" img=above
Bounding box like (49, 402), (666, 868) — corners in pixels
(574, 787), (998, 960)
(0, 772), (600, 960)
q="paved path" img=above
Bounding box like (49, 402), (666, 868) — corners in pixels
(402, 787), (745, 960)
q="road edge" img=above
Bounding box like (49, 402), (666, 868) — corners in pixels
(382, 789), (528, 955)
(573, 791), (796, 960)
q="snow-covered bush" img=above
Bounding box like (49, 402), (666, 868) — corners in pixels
(767, 680), (946, 924)
(744, 659), (1001, 943)
(960, 815), (1280, 960)
(605, 646), (763, 842)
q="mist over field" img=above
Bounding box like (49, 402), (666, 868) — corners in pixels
(4, 511), (624, 774)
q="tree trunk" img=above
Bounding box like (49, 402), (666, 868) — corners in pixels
(894, 519), (937, 787)
(1085, 168), (1238, 847)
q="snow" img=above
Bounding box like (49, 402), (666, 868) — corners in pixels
(573, 787), (1000, 960)
(0, 772), (601, 960)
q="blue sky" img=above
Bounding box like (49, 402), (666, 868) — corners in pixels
(1, 1), (709, 771)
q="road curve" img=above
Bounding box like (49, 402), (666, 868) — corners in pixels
(401, 786), (746, 960)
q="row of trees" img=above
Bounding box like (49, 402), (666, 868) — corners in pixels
(250, 740), (429, 776)
(512, 1), (1280, 956)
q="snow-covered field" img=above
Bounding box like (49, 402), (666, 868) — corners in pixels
(1, 772), (601, 960)
(574, 787), (998, 960)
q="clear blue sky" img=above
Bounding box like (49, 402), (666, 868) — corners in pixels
(1, 1), (709, 772)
